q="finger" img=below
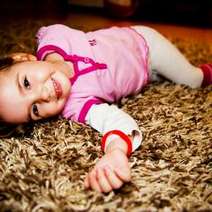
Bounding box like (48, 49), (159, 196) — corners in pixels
(11, 54), (23, 61)
(11, 53), (25, 59)
(96, 168), (112, 193)
(9, 53), (22, 59)
(114, 167), (131, 182)
(10, 53), (36, 62)
(20, 56), (29, 61)
(104, 166), (123, 189)
(28, 54), (37, 61)
(88, 169), (102, 192)
(12, 55), (28, 62)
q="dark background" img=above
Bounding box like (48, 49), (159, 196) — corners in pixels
(0, 0), (211, 28)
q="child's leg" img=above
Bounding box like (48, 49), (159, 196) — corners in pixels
(132, 26), (204, 88)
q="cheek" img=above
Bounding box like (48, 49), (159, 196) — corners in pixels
(0, 102), (26, 124)
(41, 100), (66, 118)
(0, 86), (27, 123)
(32, 69), (51, 82)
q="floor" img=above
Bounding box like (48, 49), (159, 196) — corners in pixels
(60, 7), (212, 42)
(1, 6), (212, 43)
(0, 5), (212, 212)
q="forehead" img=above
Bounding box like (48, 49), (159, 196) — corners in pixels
(0, 67), (29, 123)
(12, 60), (48, 72)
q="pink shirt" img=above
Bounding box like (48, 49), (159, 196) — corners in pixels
(36, 24), (149, 123)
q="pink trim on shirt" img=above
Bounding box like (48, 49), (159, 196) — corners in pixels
(78, 98), (103, 123)
(37, 44), (107, 86)
(37, 45), (70, 61)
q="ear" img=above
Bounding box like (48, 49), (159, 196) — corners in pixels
(9, 53), (37, 62)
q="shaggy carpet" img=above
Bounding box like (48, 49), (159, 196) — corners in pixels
(0, 19), (211, 212)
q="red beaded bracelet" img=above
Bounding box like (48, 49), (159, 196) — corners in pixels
(101, 130), (132, 157)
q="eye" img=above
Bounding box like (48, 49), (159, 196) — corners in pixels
(32, 104), (39, 117)
(24, 76), (30, 88)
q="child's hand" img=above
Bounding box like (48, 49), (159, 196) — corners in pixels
(9, 52), (37, 62)
(84, 148), (131, 193)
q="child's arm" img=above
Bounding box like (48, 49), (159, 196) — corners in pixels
(84, 103), (142, 193)
(85, 103), (142, 153)
(84, 139), (130, 193)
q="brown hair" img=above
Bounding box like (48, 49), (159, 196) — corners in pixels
(0, 122), (33, 138)
(0, 122), (18, 138)
(0, 56), (14, 71)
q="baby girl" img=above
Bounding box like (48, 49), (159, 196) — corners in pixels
(0, 24), (211, 193)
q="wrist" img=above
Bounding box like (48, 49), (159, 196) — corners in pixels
(105, 137), (128, 155)
(101, 130), (132, 156)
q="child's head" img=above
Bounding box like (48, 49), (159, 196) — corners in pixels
(0, 53), (71, 124)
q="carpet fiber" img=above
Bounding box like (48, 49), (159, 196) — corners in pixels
(0, 19), (211, 211)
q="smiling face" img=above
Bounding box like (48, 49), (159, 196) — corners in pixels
(0, 60), (71, 124)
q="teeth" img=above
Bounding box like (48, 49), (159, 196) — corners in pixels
(52, 78), (58, 98)
(52, 78), (62, 99)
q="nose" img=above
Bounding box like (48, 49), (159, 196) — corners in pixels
(40, 86), (50, 102)
(34, 85), (50, 102)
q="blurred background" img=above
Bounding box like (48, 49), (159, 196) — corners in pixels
(0, 0), (211, 28)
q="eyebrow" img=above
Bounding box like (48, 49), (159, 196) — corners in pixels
(16, 72), (22, 94)
(16, 73), (32, 123)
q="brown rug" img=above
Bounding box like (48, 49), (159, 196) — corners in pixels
(0, 19), (211, 211)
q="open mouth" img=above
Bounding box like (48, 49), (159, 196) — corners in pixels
(52, 78), (63, 99)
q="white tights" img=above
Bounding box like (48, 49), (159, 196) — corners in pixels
(132, 26), (203, 88)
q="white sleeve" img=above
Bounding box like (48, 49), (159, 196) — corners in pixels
(85, 103), (142, 152)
